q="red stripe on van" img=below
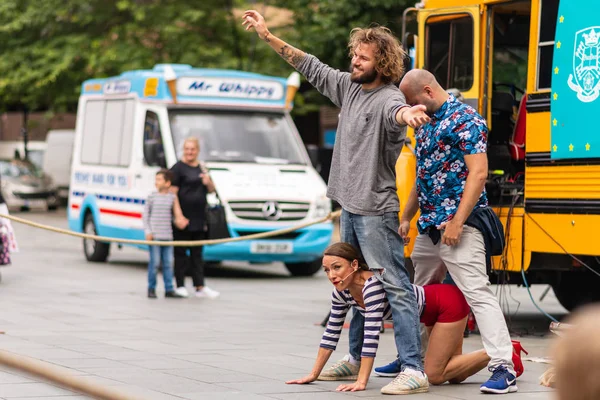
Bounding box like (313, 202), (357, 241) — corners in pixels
(71, 204), (80, 210)
(99, 208), (142, 219)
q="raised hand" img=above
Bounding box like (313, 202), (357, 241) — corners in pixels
(242, 10), (270, 40)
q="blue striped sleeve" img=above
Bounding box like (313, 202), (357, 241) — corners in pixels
(320, 290), (349, 351)
(361, 279), (385, 358)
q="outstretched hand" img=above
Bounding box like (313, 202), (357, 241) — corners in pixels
(242, 10), (269, 40)
(402, 105), (431, 128)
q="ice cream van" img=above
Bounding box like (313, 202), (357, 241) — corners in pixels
(68, 64), (333, 276)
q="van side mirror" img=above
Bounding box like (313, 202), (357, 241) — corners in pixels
(306, 144), (320, 169)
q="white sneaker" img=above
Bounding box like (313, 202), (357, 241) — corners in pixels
(317, 355), (359, 381)
(195, 286), (220, 299)
(381, 369), (429, 395)
(175, 287), (189, 297)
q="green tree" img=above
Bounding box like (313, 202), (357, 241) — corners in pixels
(0, 0), (415, 112)
(0, 0), (288, 111)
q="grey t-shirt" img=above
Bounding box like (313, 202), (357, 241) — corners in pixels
(297, 55), (407, 215)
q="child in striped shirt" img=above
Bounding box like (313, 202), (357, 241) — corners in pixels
(143, 170), (189, 299)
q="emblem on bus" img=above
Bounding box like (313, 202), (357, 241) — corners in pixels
(568, 27), (600, 103)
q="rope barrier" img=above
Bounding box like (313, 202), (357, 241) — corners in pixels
(0, 209), (341, 397)
(0, 210), (341, 247)
(0, 350), (143, 400)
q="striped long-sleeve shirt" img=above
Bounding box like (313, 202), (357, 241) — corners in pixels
(320, 276), (425, 358)
(142, 192), (176, 240)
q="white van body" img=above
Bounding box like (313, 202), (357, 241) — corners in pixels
(68, 64), (333, 276)
(43, 130), (75, 200)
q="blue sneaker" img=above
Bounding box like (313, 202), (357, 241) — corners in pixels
(480, 366), (518, 394)
(374, 359), (402, 377)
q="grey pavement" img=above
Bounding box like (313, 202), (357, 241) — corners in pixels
(0, 210), (566, 399)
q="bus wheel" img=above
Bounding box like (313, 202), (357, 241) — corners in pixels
(83, 213), (110, 262)
(552, 272), (600, 311)
(285, 259), (322, 277)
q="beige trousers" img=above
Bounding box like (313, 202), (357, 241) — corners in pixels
(412, 226), (514, 374)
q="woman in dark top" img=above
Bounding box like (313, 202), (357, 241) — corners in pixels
(170, 137), (219, 299)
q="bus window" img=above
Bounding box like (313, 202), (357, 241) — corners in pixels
(537, 0), (559, 90)
(492, 12), (530, 97)
(425, 14), (474, 91)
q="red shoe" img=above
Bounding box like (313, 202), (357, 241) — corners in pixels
(467, 311), (477, 332)
(511, 340), (528, 377)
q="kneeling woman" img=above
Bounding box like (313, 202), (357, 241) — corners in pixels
(287, 243), (523, 392)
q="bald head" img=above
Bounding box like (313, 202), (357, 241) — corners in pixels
(399, 69), (448, 113)
(401, 69), (438, 95)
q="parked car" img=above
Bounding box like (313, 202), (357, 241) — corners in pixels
(0, 159), (58, 211)
(0, 141), (47, 170)
(42, 130), (75, 202)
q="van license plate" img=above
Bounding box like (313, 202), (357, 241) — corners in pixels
(250, 241), (294, 254)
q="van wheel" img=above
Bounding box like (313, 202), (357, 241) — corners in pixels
(83, 213), (109, 262)
(285, 259), (322, 277)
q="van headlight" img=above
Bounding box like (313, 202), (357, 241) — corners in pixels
(312, 196), (331, 218)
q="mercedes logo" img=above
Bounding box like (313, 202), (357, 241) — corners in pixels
(262, 201), (282, 221)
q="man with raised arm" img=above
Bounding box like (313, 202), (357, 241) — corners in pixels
(243, 11), (430, 395)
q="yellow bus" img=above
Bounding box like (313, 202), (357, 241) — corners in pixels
(397, 0), (600, 311)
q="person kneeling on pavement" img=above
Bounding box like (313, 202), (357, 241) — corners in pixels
(286, 243), (526, 393)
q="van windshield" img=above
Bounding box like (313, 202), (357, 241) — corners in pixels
(169, 110), (307, 165)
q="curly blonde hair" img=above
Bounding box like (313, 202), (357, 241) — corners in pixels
(348, 26), (407, 84)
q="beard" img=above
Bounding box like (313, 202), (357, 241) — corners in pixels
(349, 64), (378, 84)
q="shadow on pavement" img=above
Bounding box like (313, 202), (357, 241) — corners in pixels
(109, 259), (297, 280)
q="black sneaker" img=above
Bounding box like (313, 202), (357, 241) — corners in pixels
(165, 291), (185, 298)
(148, 289), (157, 299)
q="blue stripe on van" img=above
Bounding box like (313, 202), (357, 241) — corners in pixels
(71, 191), (146, 205)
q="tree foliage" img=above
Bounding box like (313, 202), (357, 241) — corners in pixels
(278, 0), (414, 71)
(0, 0), (415, 112)
(0, 0), (284, 111)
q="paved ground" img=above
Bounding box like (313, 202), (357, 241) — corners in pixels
(0, 210), (566, 399)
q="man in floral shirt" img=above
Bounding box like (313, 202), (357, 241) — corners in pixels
(395, 69), (517, 394)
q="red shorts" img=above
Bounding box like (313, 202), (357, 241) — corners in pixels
(420, 284), (470, 327)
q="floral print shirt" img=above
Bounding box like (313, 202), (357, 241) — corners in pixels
(415, 95), (488, 234)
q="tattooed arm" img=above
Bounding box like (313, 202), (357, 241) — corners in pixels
(242, 10), (306, 68)
(243, 10), (350, 107)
